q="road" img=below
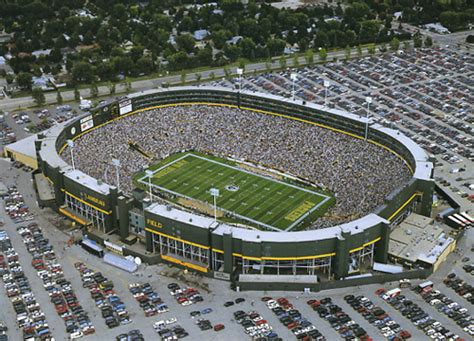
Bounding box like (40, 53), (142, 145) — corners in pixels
(0, 47), (380, 112)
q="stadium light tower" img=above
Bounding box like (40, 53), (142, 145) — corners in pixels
(112, 158), (121, 192)
(236, 68), (243, 91)
(210, 188), (219, 223)
(67, 140), (75, 170)
(323, 80), (330, 107)
(365, 96), (373, 141)
(145, 170), (154, 201)
(290, 72), (298, 101)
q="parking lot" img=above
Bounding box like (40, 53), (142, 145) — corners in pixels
(208, 46), (474, 209)
(0, 45), (473, 340)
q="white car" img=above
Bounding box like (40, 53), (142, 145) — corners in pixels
(153, 320), (165, 330)
(165, 317), (177, 325)
(70, 331), (83, 339)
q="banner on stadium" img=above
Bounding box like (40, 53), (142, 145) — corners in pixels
(80, 115), (94, 132)
(119, 99), (132, 115)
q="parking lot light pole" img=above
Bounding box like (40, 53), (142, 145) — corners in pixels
(67, 140), (75, 170)
(290, 73), (297, 101)
(145, 170), (154, 201)
(365, 96), (372, 141)
(324, 80), (330, 107)
(210, 188), (219, 223)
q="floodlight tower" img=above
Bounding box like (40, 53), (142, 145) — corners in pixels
(145, 170), (154, 201)
(112, 158), (121, 192)
(290, 72), (298, 101)
(323, 80), (330, 107)
(365, 96), (373, 141)
(67, 140), (75, 170)
(237, 68), (243, 108)
(210, 188), (219, 223)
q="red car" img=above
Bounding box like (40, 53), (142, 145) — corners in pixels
(214, 324), (225, 331)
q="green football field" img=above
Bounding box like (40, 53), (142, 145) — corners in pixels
(138, 153), (332, 231)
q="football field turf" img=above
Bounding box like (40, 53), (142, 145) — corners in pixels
(138, 153), (332, 231)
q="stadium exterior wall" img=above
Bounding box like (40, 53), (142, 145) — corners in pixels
(35, 87), (434, 284)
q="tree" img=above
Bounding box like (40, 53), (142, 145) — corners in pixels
(239, 38), (256, 60)
(357, 45), (363, 57)
(17, 72), (33, 89)
(72, 62), (94, 83)
(266, 38), (286, 57)
(176, 34), (195, 54)
(424, 36), (433, 47)
(390, 37), (400, 51)
(279, 56), (287, 69)
(109, 83), (116, 95)
(223, 67), (231, 79)
(90, 83), (98, 98)
(181, 72), (186, 85)
(74, 87), (80, 101)
(305, 49), (314, 64)
(292, 55), (299, 67)
(209, 72), (216, 80)
(195, 73), (201, 83)
(367, 44), (376, 54)
(212, 29), (232, 50)
(32, 88), (45, 106)
(403, 41), (410, 50)
(413, 34), (423, 48)
(318, 48), (327, 61)
(345, 45), (351, 60)
(56, 91), (63, 104)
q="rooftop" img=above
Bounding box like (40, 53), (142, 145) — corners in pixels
(389, 213), (455, 265)
(146, 203), (219, 230)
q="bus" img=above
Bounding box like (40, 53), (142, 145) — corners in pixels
(81, 238), (104, 258)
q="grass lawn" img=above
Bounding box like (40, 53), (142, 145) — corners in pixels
(137, 152), (334, 231)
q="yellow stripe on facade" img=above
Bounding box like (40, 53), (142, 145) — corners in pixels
(231, 252), (336, 261)
(58, 102), (414, 175)
(61, 189), (112, 215)
(161, 254), (208, 273)
(212, 248), (224, 254)
(145, 228), (210, 250)
(349, 237), (382, 253)
(388, 192), (422, 222)
(59, 207), (87, 225)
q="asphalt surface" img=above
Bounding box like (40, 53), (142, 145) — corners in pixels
(1, 158), (473, 340)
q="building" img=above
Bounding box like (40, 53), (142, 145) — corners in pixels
(388, 213), (456, 271)
(35, 87), (434, 289)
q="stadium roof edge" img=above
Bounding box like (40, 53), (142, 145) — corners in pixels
(211, 213), (388, 242)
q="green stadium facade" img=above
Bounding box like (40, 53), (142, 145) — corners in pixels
(35, 87), (434, 288)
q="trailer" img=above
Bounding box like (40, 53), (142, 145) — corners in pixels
(382, 288), (401, 300)
(81, 238), (104, 258)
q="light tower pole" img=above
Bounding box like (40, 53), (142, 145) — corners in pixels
(210, 188), (219, 223)
(67, 140), (75, 170)
(323, 80), (330, 107)
(236, 68), (243, 90)
(237, 68), (243, 108)
(290, 72), (297, 101)
(365, 96), (372, 141)
(112, 158), (121, 192)
(145, 170), (154, 201)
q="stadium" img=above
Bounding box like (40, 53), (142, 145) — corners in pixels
(35, 86), (434, 288)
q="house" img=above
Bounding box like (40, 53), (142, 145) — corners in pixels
(193, 30), (210, 41)
(32, 49), (52, 58)
(226, 36), (243, 45)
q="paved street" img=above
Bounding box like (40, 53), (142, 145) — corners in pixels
(1, 157), (473, 340)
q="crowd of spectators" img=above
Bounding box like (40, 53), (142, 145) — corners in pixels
(62, 105), (411, 229)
